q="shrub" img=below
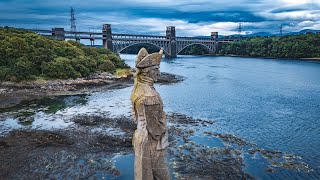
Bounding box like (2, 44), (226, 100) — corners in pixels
(98, 59), (116, 73)
(0, 27), (130, 81)
(71, 57), (96, 77)
(12, 56), (38, 80)
(0, 66), (11, 81)
(107, 53), (129, 68)
(42, 57), (79, 79)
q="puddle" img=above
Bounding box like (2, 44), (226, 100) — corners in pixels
(189, 135), (225, 148)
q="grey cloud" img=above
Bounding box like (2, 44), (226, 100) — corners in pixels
(0, 0), (319, 35)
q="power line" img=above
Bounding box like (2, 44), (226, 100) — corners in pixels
(238, 22), (242, 37)
(238, 22), (243, 40)
(70, 6), (78, 40)
(280, 24), (283, 36)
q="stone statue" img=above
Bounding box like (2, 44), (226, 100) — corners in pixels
(131, 48), (171, 180)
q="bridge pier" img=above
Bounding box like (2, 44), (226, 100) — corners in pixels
(90, 34), (95, 46)
(211, 32), (219, 54)
(166, 26), (177, 58)
(102, 24), (113, 52)
(31, 26), (241, 56)
(52, 28), (65, 40)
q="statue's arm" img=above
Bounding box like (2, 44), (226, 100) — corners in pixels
(135, 96), (167, 141)
(144, 104), (166, 140)
(135, 98), (147, 131)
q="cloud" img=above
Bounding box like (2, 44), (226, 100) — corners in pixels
(256, 10), (320, 21)
(0, 0), (319, 36)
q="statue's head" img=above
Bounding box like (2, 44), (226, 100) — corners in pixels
(135, 48), (163, 81)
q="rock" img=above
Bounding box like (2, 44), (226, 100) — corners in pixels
(157, 72), (185, 84)
(0, 88), (7, 93)
(204, 131), (248, 146)
(266, 167), (275, 173)
(0, 141), (10, 148)
(87, 72), (116, 80)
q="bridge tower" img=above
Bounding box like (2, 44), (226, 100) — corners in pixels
(52, 28), (65, 40)
(166, 26), (177, 58)
(211, 32), (219, 54)
(102, 24), (113, 52)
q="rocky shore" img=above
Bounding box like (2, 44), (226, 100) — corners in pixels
(0, 111), (309, 179)
(0, 71), (185, 109)
(0, 113), (251, 179)
(0, 69), (311, 179)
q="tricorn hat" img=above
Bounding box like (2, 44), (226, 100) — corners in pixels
(135, 48), (163, 68)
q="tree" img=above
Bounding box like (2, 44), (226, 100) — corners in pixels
(0, 66), (11, 81)
(218, 34), (320, 58)
(42, 57), (79, 79)
(0, 27), (129, 81)
(13, 56), (37, 80)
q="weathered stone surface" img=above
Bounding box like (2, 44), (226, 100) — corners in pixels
(86, 72), (116, 80)
(131, 48), (171, 180)
(157, 72), (185, 84)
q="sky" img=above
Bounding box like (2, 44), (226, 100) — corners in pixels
(0, 0), (320, 37)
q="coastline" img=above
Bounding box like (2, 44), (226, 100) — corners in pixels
(213, 54), (320, 61)
(0, 72), (184, 109)
(0, 111), (308, 179)
(0, 56), (314, 179)
(0, 112), (253, 179)
(119, 52), (320, 61)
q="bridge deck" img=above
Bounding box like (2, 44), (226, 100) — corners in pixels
(29, 29), (238, 42)
(26, 27), (239, 57)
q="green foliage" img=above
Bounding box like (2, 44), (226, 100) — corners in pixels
(218, 33), (320, 58)
(71, 57), (97, 77)
(98, 59), (116, 73)
(95, 47), (113, 55)
(96, 54), (117, 73)
(120, 43), (209, 55)
(107, 53), (128, 68)
(42, 57), (79, 79)
(0, 66), (11, 81)
(13, 56), (38, 80)
(121, 43), (160, 54)
(179, 44), (209, 55)
(0, 27), (129, 81)
(123, 33), (320, 58)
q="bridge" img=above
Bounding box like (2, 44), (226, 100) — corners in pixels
(29, 24), (239, 58)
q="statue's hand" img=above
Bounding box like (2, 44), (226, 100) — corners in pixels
(131, 107), (137, 123)
(137, 116), (147, 131)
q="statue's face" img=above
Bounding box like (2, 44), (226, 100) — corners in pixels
(140, 66), (161, 81)
(148, 66), (160, 81)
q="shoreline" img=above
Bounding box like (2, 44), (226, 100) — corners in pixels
(0, 112), (309, 179)
(122, 52), (320, 61)
(0, 113), (250, 179)
(213, 54), (320, 61)
(0, 72), (185, 109)
(0, 64), (313, 179)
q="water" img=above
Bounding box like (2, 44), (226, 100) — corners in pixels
(122, 54), (320, 179)
(1, 54), (320, 179)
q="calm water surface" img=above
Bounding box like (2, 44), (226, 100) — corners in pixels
(1, 54), (319, 179)
(123, 54), (320, 179)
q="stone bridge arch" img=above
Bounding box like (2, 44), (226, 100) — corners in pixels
(176, 42), (216, 55)
(116, 42), (170, 56)
(101, 24), (220, 58)
(30, 25), (242, 58)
